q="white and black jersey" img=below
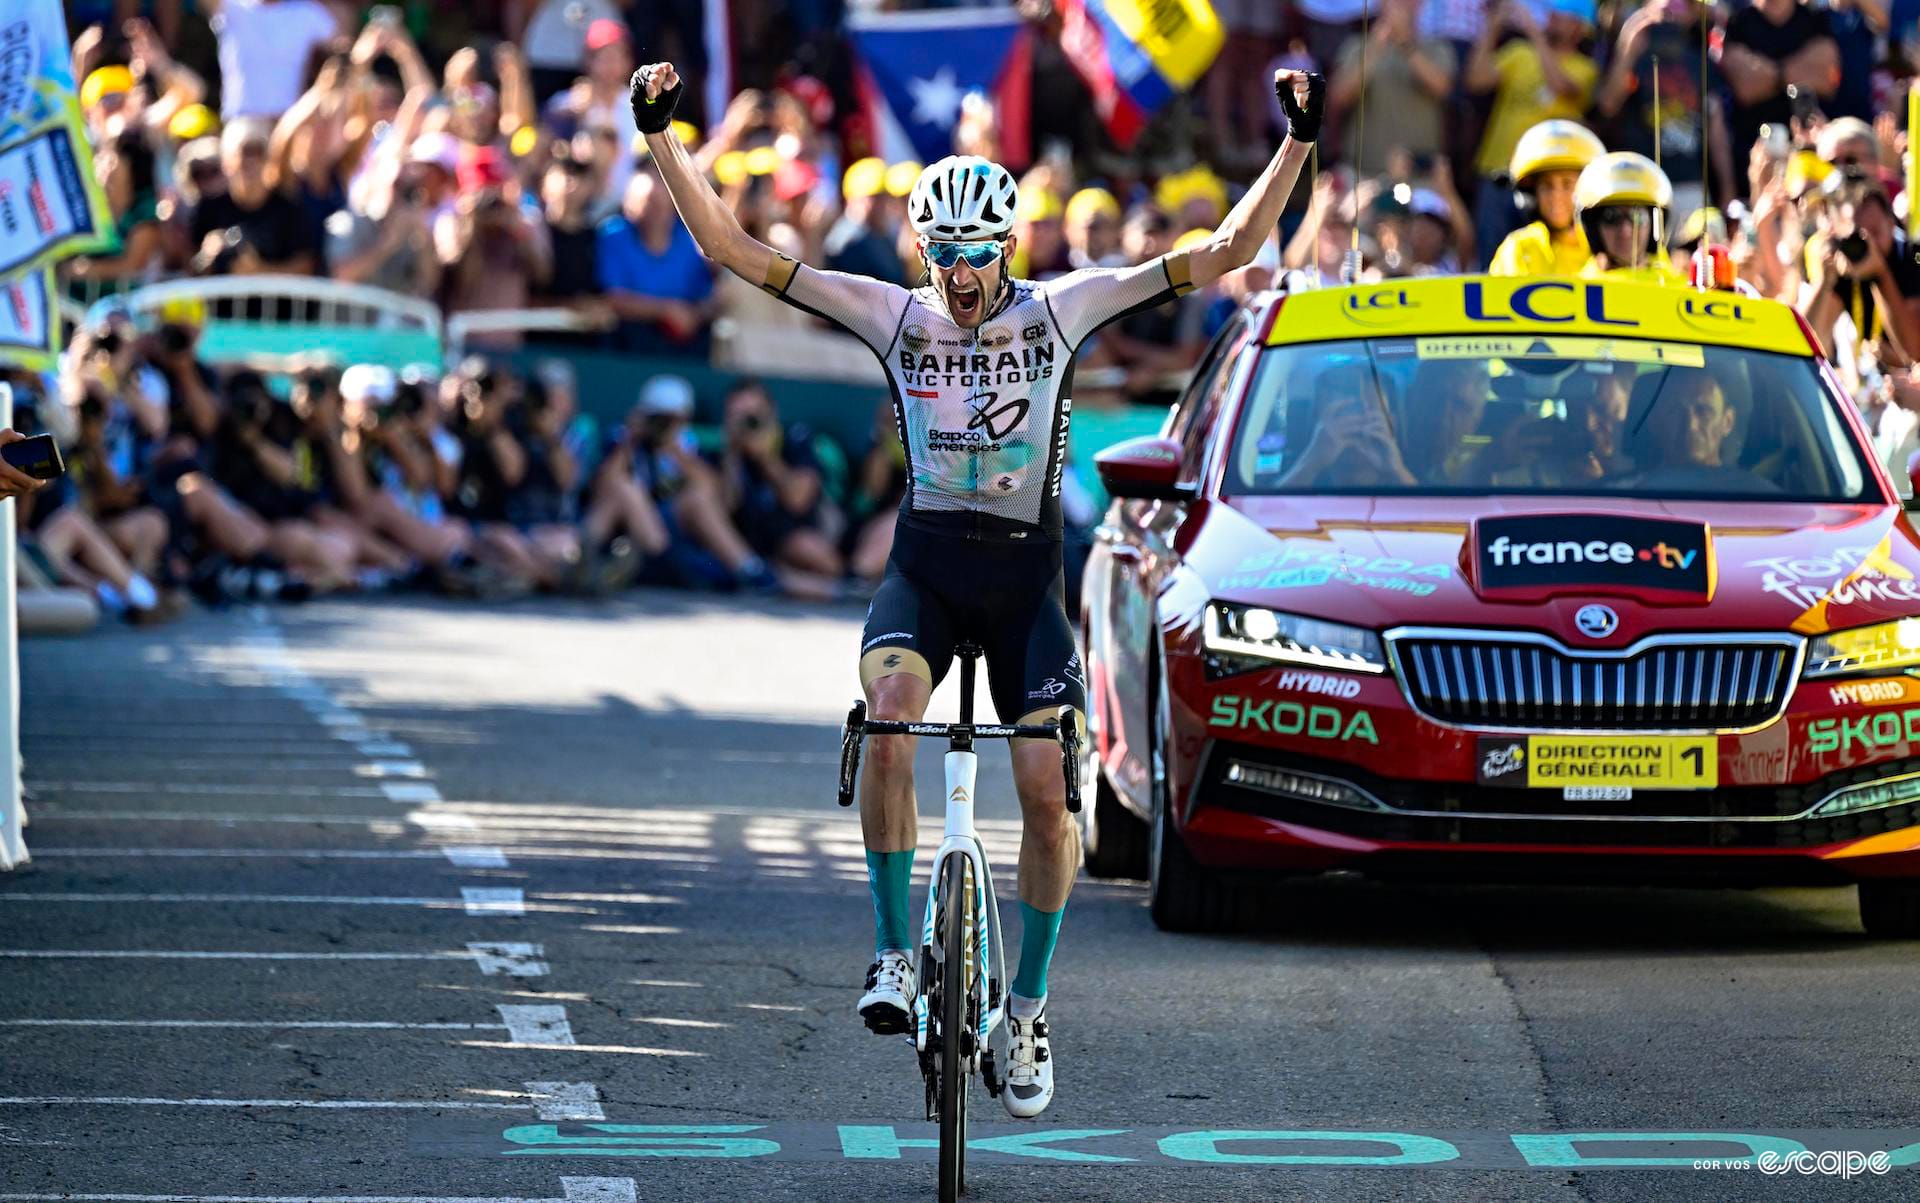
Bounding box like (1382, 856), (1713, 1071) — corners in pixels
(760, 252), (1196, 541)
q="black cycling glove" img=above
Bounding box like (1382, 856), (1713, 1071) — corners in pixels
(629, 66), (685, 136)
(1276, 71), (1326, 146)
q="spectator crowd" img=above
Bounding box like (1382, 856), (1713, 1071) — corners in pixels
(20, 0), (1920, 621)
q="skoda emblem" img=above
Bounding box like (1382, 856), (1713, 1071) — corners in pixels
(1574, 604), (1619, 639)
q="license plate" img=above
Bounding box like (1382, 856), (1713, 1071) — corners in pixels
(1563, 786), (1633, 802)
(1476, 735), (1717, 790)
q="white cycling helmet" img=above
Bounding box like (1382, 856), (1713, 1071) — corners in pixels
(908, 155), (1019, 241)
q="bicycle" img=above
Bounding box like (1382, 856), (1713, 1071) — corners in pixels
(837, 640), (1081, 1202)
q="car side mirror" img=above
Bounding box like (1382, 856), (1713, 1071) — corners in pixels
(1096, 436), (1195, 502)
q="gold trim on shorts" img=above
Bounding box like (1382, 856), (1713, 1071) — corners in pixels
(860, 646), (932, 690)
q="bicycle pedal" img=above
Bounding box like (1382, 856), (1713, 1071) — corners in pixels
(980, 1048), (1004, 1098)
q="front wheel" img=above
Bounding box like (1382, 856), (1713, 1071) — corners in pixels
(938, 852), (970, 1201)
(1859, 880), (1920, 937)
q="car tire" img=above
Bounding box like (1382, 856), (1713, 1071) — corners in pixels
(1858, 880), (1920, 937)
(1146, 649), (1248, 933)
(1081, 739), (1148, 881)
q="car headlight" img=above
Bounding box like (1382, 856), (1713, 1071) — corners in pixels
(1805, 619), (1920, 678)
(1204, 603), (1387, 674)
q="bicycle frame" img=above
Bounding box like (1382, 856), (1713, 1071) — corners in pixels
(836, 643), (1082, 1095)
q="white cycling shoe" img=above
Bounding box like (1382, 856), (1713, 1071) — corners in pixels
(859, 951), (916, 1035)
(1001, 1004), (1054, 1118)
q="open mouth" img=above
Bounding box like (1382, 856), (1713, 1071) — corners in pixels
(947, 281), (982, 322)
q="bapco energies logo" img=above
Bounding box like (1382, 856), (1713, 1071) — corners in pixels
(966, 390), (1029, 441)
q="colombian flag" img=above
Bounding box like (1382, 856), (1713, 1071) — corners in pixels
(1057, 0), (1226, 149)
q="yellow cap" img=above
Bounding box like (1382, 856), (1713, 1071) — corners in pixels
(1786, 149), (1834, 198)
(81, 65), (134, 110)
(1674, 206), (1725, 247)
(167, 103), (218, 142)
(743, 146), (780, 177)
(713, 150), (749, 187)
(1065, 187), (1121, 227)
(1155, 167), (1228, 222)
(158, 297), (207, 328)
(1172, 227), (1215, 253)
(1574, 151), (1673, 212)
(509, 124), (540, 158)
(884, 161), (922, 198)
(843, 156), (887, 199)
(670, 120), (700, 147)
(1509, 118), (1605, 184)
(1017, 188), (1063, 222)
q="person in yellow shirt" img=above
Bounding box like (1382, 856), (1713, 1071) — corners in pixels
(1575, 151), (1687, 284)
(1488, 119), (1605, 276)
(1468, 0), (1601, 266)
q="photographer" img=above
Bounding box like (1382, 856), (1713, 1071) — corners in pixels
(187, 121), (319, 276)
(1802, 173), (1920, 363)
(714, 380), (842, 582)
(446, 361), (563, 591)
(437, 149), (552, 350)
(599, 375), (784, 594)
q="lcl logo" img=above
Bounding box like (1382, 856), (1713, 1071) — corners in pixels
(1677, 296), (1755, 327)
(1342, 288), (1419, 327)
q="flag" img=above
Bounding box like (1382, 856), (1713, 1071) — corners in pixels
(0, 0), (114, 282)
(1056, 0), (1225, 150)
(848, 8), (1031, 171)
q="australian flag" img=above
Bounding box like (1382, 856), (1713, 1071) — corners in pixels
(848, 8), (1031, 170)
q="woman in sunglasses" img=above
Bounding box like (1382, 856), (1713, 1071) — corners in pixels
(629, 59), (1324, 1121)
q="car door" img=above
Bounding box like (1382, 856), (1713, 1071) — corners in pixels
(1096, 315), (1252, 816)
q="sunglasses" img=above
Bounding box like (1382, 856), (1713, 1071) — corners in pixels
(925, 240), (1006, 270)
(1594, 208), (1647, 229)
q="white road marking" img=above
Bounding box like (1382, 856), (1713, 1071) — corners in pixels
(524, 1081), (604, 1120)
(467, 942), (549, 977)
(0, 1020), (507, 1031)
(561, 1181), (639, 1203)
(0, 892), (544, 912)
(26, 848), (502, 863)
(381, 782), (444, 803)
(1, 1196), (613, 1202)
(495, 1005), (576, 1046)
(357, 762), (428, 779)
(462, 888), (526, 916)
(442, 846), (509, 868)
(0, 945), (549, 976)
(354, 741), (414, 758)
(26, 783), (387, 798)
(0, 1097), (525, 1110)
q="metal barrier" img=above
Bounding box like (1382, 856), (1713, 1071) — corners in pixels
(84, 277), (443, 370)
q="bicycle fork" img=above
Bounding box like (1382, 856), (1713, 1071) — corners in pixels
(914, 747), (1011, 1098)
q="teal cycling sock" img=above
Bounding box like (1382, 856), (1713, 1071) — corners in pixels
(866, 849), (917, 956)
(1011, 901), (1064, 1001)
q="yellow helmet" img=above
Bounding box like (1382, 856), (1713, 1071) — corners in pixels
(1576, 152), (1673, 264)
(1574, 151), (1674, 212)
(1508, 119), (1605, 185)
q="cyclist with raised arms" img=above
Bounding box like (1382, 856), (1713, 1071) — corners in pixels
(631, 61), (1325, 1118)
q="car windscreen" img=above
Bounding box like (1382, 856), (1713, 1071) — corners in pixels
(1224, 336), (1876, 502)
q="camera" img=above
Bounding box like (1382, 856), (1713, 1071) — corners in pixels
(158, 323), (195, 355)
(1838, 231), (1871, 263)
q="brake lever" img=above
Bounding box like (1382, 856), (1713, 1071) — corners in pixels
(837, 699), (866, 807)
(1055, 706), (1082, 814)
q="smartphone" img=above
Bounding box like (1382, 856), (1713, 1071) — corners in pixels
(2, 433), (66, 481)
(368, 5), (403, 29)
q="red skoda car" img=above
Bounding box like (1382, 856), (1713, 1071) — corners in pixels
(1080, 275), (1920, 934)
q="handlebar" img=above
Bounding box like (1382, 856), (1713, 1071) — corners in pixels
(836, 701), (1083, 814)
